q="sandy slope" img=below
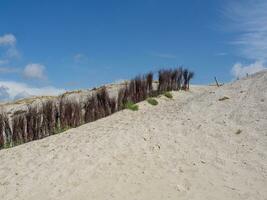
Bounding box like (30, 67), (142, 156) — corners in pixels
(0, 71), (266, 200)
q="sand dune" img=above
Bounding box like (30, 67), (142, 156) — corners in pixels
(0, 71), (266, 200)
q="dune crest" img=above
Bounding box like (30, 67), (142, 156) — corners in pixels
(0, 71), (266, 200)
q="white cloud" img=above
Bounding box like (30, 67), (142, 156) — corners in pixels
(231, 61), (267, 79)
(23, 63), (46, 80)
(224, 0), (267, 61)
(0, 81), (65, 102)
(0, 34), (16, 46)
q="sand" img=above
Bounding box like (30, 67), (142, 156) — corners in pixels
(0, 71), (266, 200)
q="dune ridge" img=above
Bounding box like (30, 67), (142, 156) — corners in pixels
(0, 71), (266, 200)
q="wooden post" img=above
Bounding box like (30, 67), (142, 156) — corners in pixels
(214, 77), (220, 87)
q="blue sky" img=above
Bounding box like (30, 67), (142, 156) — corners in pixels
(0, 0), (266, 101)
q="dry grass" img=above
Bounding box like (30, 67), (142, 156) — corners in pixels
(219, 96), (230, 101)
(0, 67), (194, 149)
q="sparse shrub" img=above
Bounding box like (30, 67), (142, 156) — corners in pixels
(124, 101), (139, 111)
(235, 129), (242, 135)
(164, 91), (173, 99)
(147, 98), (158, 106)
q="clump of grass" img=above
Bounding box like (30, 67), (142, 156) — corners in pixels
(164, 92), (173, 99)
(147, 98), (158, 106)
(219, 96), (230, 101)
(235, 129), (242, 135)
(124, 101), (139, 111)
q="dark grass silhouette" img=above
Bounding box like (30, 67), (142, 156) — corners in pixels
(84, 87), (116, 123)
(42, 100), (55, 137)
(26, 105), (41, 141)
(0, 113), (12, 148)
(158, 68), (187, 93)
(59, 97), (82, 129)
(0, 67), (194, 149)
(0, 113), (4, 148)
(12, 114), (26, 145)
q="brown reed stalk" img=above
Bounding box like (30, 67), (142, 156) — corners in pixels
(12, 114), (26, 145)
(0, 113), (4, 148)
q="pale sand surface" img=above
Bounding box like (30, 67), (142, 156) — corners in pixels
(0, 71), (266, 200)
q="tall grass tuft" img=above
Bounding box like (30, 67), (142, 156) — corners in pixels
(12, 114), (26, 145)
(146, 72), (153, 94)
(59, 98), (82, 129)
(84, 86), (116, 123)
(26, 105), (41, 141)
(42, 100), (55, 137)
(0, 113), (4, 148)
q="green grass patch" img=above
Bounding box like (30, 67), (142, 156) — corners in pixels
(124, 101), (139, 111)
(147, 98), (158, 106)
(164, 92), (173, 99)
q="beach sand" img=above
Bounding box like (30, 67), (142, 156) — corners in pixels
(0, 71), (266, 200)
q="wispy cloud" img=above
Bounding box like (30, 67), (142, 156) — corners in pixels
(0, 66), (20, 74)
(5, 46), (20, 59)
(0, 81), (65, 102)
(224, 0), (267, 61)
(0, 59), (9, 65)
(224, 0), (267, 77)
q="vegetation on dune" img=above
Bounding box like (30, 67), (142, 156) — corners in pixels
(0, 67), (194, 149)
(124, 101), (139, 111)
(147, 98), (158, 106)
(164, 92), (173, 99)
